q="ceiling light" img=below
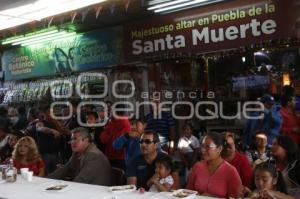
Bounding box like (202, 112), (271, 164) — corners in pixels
(0, 0), (107, 31)
(148, 0), (190, 10)
(1, 27), (77, 46)
(2, 29), (58, 45)
(21, 32), (77, 46)
(12, 31), (70, 45)
(151, 0), (224, 13)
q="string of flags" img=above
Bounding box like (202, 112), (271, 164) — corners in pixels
(1, 0), (136, 38)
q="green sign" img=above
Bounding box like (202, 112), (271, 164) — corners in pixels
(2, 27), (122, 81)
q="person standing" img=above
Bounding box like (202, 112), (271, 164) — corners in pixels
(100, 104), (130, 170)
(280, 95), (300, 146)
(145, 100), (175, 153)
(243, 95), (282, 148)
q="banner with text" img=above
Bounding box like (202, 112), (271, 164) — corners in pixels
(124, 0), (299, 62)
(2, 27), (122, 81)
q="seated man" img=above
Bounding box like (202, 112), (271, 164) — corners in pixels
(48, 127), (111, 186)
(126, 130), (180, 190)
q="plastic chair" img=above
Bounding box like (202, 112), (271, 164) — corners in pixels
(111, 167), (126, 186)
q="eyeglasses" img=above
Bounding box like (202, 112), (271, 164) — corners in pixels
(139, 139), (156, 144)
(200, 144), (217, 150)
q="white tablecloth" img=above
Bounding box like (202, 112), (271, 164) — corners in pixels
(0, 176), (213, 199)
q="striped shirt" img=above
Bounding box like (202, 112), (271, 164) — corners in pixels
(145, 111), (175, 145)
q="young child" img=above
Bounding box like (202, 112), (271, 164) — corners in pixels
(112, 118), (144, 167)
(148, 155), (174, 192)
(249, 161), (294, 199)
(86, 111), (104, 152)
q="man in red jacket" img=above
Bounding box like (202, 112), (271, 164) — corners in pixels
(222, 132), (253, 191)
(100, 104), (131, 170)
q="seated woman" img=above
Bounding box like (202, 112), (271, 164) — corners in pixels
(249, 160), (294, 199)
(186, 132), (242, 198)
(271, 135), (300, 198)
(246, 131), (271, 168)
(12, 136), (45, 177)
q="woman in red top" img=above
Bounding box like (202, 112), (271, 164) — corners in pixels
(12, 136), (45, 177)
(186, 132), (242, 198)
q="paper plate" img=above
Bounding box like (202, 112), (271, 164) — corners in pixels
(109, 185), (136, 193)
(170, 189), (198, 199)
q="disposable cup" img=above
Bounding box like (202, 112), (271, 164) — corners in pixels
(26, 171), (33, 182)
(20, 168), (29, 178)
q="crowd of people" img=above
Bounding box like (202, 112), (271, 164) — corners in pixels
(0, 87), (299, 199)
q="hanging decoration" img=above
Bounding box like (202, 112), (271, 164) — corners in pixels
(124, 0), (131, 12)
(70, 12), (78, 23)
(95, 5), (103, 19)
(47, 16), (54, 28)
(110, 3), (116, 14)
(81, 9), (89, 22)
(59, 16), (65, 26)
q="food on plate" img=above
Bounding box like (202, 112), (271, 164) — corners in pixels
(172, 189), (197, 198)
(109, 185), (136, 192)
(46, 184), (68, 191)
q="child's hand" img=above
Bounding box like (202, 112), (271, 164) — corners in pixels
(128, 131), (139, 138)
(149, 173), (160, 184)
(259, 189), (275, 199)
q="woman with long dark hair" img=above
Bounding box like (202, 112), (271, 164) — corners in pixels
(271, 135), (300, 198)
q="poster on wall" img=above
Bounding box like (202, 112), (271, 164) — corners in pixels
(123, 0), (299, 62)
(232, 75), (270, 91)
(2, 27), (122, 81)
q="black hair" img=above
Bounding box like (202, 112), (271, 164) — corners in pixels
(114, 103), (127, 116)
(9, 130), (24, 139)
(221, 131), (237, 150)
(282, 86), (295, 97)
(129, 116), (144, 124)
(39, 105), (50, 113)
(254, 161), (288, 193)
(280, 95), (294, 107)
(27, 107), (39, 119)
(0, 117), (7, 131)
(275, 135), (299, 164)
(206, 132), (224, 147)
(86, 111), (98, 119)
(142, 130), (160, 143)
(0, 106), (8, 116)
(183, 123), (193, 130)
(17, 106), (26, 115)
(155, 155), (173, 172)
